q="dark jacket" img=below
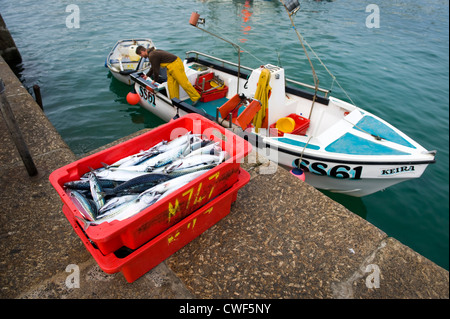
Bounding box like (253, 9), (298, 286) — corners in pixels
(146, 48), (177, 81)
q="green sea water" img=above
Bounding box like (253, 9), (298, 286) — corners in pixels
(1, 0), (448, 270)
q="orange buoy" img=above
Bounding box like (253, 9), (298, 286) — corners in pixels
(126, 92), (140, 105)
(189, 12), (200, 26)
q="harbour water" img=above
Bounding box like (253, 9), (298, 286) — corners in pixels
(1, 0), (448, 270)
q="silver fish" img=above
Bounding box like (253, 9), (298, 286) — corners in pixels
(139, 169), (210, 198)
(88, 171), (105, 211)
(156, 132), (195, 152)
(104, 173), (172, 196)
(164, 153), (224, 173)
(85, 161), (204, 225)
(98, 194), (139, 216)
(164, 163), (217, 177)
(64, 179), (119, 190)
(70, 134), (218, 228)
(80, 191), (162, 228)
(67, 189), (97, 221)
(113, 140), (167, 168)
(185, 141), (221, 158)
(94, 167), (151, 181)
(118, 142), (189, 172)
(153, 168), (215, 202)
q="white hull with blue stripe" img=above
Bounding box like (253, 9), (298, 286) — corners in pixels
(258, 98), (434, 196)
(129, 51), (436, 197)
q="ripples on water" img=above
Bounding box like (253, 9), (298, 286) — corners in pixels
(1, 0), (448, 269)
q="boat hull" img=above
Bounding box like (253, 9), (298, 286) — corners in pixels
(134, 83), (180, 121)
(258, 140), (430, 197)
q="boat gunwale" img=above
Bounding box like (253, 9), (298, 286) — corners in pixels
(265, 142), (436, 166)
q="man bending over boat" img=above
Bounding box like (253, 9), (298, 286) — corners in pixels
(135, 46), (201, 105)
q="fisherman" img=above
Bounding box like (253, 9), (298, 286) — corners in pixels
(135, 46), (201, 105)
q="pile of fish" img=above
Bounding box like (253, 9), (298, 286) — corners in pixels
(64, 133), (227, 228)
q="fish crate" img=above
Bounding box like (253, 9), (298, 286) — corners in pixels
(49, 114), (252, 254)
(194, 72), (229, 102)
(269, 113), (310, 137)
(62, 168), (250, 283)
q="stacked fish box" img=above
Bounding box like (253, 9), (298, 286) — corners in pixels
(50, 114), (251, 282)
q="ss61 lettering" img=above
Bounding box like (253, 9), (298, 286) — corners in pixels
(293, 158), (363, 179)
(139, 86), (155, 106)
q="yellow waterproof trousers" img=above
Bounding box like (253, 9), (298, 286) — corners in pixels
(161, 57), (201, 102)
(252, 68), (271, 132)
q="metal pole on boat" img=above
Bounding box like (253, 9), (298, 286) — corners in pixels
(280, 0), (319, 120)
(189, 12), (241, 95)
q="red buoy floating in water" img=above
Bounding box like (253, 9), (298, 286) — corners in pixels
(290, 167), (306, 182)
(126, 92), (140, 105)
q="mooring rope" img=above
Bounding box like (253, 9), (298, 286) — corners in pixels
(298, 33), (357, 106)
(200, 4), (359, 113)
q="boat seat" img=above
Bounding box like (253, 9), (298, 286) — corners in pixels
(218, 94), (243, 119)
(217, 94), (261, 130)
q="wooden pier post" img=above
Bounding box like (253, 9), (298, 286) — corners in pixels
(33, 84), (43, 110)
(0, 78), (38, 176)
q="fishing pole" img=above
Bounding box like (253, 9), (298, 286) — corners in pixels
(189, 12), (242, 95)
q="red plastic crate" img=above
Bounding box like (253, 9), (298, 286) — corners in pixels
(198, 86), (229, 102)
(269, 113), (310, 136)
(49, 114), (252, 254)
(194, 72), (229, 102)
(195, 72), (214, 87)
(63, 169), (250, 283)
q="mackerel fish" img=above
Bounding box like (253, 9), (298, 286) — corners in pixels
(104, 173), (173, 196)
(79, 191), (161, 228)
(66, 189), (97, 221)
(88, 170), (105, 211)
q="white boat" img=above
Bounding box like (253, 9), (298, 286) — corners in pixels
(105, 39), (154, 85)
(127, 8), (436, 197)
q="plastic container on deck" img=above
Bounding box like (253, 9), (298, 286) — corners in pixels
(62, 169), (250, 283)
(276, 117), (296, 133)
(194, 72), (229, 102)
(49, 114), (252, 255)
(270, 113), (310, 136)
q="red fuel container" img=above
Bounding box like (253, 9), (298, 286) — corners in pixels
(63, 169), (250, 283)
(49, 114), (252, 254)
